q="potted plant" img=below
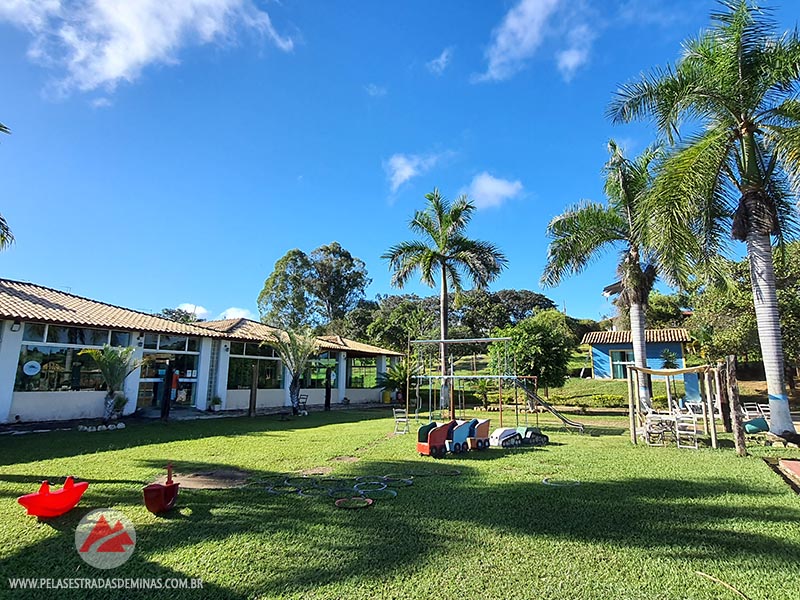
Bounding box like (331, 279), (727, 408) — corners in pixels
(376, 361), (419, 404)
(210, 396), (222, 412)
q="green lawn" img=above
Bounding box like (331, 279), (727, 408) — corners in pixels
(1, 410), (799, 599)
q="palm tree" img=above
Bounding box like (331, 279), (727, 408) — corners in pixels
(79, 345), (141, 423)
(542, 141), (660, 404)
(383, 189), (507, 419)
(0, 122), (13, 251)
(608, 0), (800, 434)
(541, 140), (660, 402)
(267, 328), (318, 415)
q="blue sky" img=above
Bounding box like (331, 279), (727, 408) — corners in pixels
(1, 1), (797, 322)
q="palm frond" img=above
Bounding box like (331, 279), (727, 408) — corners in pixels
(267, 329), (318, 377)
(639, 127), (736, 285)
(0, 122), (9, 135)
(382, 241), (439, 288)
(447, 235), (508, 289)
(541, 201), (628, 287)
(0, 214), (14, 250)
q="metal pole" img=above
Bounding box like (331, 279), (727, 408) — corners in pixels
(627, 368), (636, 445)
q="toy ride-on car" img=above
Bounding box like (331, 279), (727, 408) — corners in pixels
(467, 418), (491, 450)
(445, 419), (477, 453)
(417, 421), (456, 457)
(489, 427), (522, 448)
(516, 426), (549, 446)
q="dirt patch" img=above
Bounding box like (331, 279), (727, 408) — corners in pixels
(300, 466), (334, 476)
(155, 469), (250, 490)
(330, 456), (360, 463)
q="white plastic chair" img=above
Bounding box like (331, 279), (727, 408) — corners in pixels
(393, 408), (409, 434)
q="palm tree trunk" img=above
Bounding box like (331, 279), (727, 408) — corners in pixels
(746, 232), (796, 434)
(440, 264), (453, 419)
(629, 302), (651, 405)
(289, 375), (301, 416)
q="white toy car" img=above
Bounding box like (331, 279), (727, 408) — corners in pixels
(489, 427), (522, 448)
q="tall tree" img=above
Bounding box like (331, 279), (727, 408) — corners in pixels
(308, 242), (371, 325)
(608, 0), (800, 433)
(383, 189), (507, 419)
(542, 141), (660, 403)
(0, 122), (13, 251)
(258, 249), (314, 329)
(258, 243), (370, 331)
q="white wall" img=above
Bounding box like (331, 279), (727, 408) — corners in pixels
(10, 391), (107, 422)
(122, 332), (144, 417)
(225, 389), (287, 410)
(0, 321), (24, 423)
(215, 342), (231, 408)
(345, 388), (381, 403)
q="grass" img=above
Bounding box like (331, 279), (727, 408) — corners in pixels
(1, 410), (799, 599)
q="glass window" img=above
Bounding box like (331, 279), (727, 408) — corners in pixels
(230, 342), (245, 356)
(22, 323), (46, 342)
(144, 334), (158, 350)
(227, 357), (282, 390)
(186, 337), (199, 352)
(141, 352), (198, 379)
(245, 343), (274, 357)
(45, 326), (109, 346)
(348, 357), (377, 389)
(111, 331), (131, 347)
(158, 335), (188, 351)
(303, 357), (337, 389)
(15, 345), (106, 392)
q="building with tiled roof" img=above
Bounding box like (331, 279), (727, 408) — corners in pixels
(0, 279), (400, 423)
(581, 328), (690, 380)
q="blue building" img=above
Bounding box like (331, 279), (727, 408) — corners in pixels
(581, 329), (691, 379)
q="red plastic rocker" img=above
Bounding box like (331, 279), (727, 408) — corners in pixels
(143, 464), (180, 514)
(417, 420), (456, 457)
(18, 476), (89, 518)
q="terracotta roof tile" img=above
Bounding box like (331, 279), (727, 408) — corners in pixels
(197, 319), (403, 356)
(0, 279), (224, 337)
(582, 328), (691, 345)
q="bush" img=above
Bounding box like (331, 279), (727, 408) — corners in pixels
(589, 394), (627, 408)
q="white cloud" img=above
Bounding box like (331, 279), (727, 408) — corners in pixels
(475, 0), (561, 82)
(0, 0), (293, 95)
(176, 303), (211, 320)
(465, 172), (523, 209)
(364, 83), (387, 97)
(426, 47), (453, 75)
(218, 307), (256, 320)
(90, 97), (112, 108)
(383, 151), (449, 193)
(555, 24), (593, 81)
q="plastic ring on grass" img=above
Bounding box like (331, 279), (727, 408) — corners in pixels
(542, 478), (580, 487)
(355, 475), (385, 483)
(382, 477), (413, 488)
(354, 481), (387, 492)
(318, 478), (352, 489)
(284, 477), (320, 489)
(435, 469), (462, 477)
(266, 484), (300, 495)
(328, 488), (357, 500)
(298, 486), (330, 498)
(360, 488), (397, 500)
(334, 497), (374, 509)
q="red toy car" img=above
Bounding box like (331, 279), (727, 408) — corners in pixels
(417, 420), (456, 457)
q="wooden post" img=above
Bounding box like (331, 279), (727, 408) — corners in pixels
(248, 361), (259, 417)
(715, 366), (732, 432)
(726, 356), (747, 457)
(665, 374), (673, 413)
(704, 369), (718, 449)
(627, 368), (637, 444)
